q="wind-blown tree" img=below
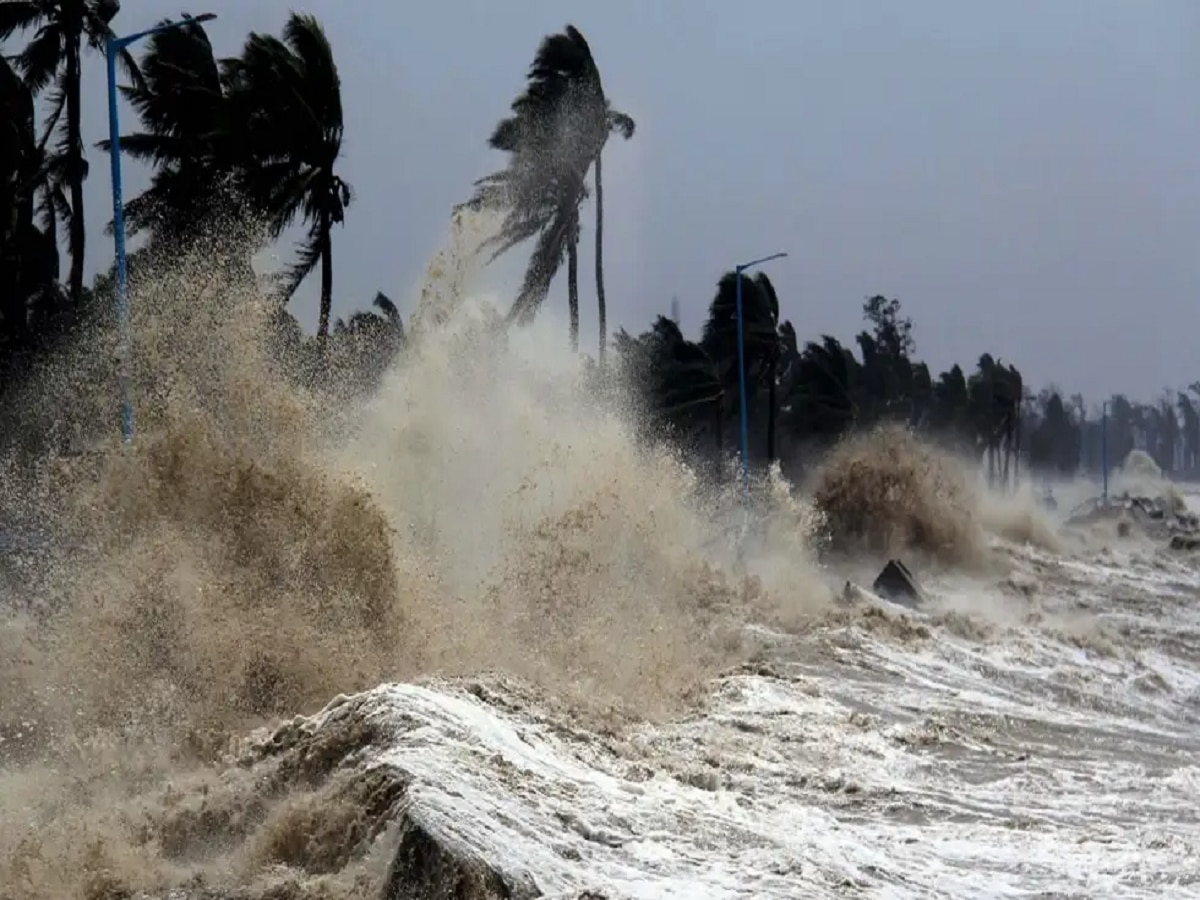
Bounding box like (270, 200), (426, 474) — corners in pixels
(1105, 394), (1136, 469)
(785, 335), (861, 446)
(98, 16), (238, 251)
(225, 12), (351, 343)
(1, 56), (37, 352)
(328, 291), (406, 393)
(699, 271), (790, 462)
(1155, 394), (1180, 473)
(614, 315), (725, 457)
(968, 355), (1024, 489)
(1, 55), (67, 370)
(1178, 391), (1199, 475)
(927, 364), (971, 445)
(0, 0), (138, 307)
(465, 25), (631, 353)
(1028, 390), (1080, 477)
(857, 295), (919, 425)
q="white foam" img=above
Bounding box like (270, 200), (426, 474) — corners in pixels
(269, 520), (1200, 898)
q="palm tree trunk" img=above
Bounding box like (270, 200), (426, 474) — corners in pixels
(766, 355), (778, 464)
(594, 152), (606, 367)
(1002, 428), (1011, 493)
(715, 399), (723, 455)
(567, 237), (579, 353)
(1013, 402), (1022, 490)
(65, 26), (85, 308)
(318, 205), (333, 344)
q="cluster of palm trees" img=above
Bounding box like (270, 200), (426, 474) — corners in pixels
(2, 10), (631, 366)
(612, 284), (1027, 484)
(614, 277), (1200, 484)
(1, 3), (353, 362)
(0, 9), (1195, 483)
(1026, 387), (1200, 480)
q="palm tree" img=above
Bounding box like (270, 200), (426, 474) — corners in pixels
(97, 16), (235, 251)
(1, 54), (67, 359)
(1, 56), (37, 353)
(612, 315), (724, 455)
(786, 335), (861, 446)
(593, 106), (634, 366)
(466, 25), (630, 352)
(0, 0), (138, 308)
(225, 13), (350, 344)
(700, 271), (783, 463)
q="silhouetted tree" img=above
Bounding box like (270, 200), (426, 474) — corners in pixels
(97, 16), (237, 250)
(466, 25), (630, 354)
(1, 0), (138, 307)
(226, 13), (351, 343)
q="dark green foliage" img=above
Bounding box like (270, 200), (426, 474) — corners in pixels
(1, 0), (139, 308)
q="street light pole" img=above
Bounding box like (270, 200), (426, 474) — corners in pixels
(106, 13), (216, 443)
(733, 251), (788, 493)
(1101, 400), (1109, 503)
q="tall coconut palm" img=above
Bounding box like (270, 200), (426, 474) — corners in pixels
(594, 106), (634, 366)
(466, 25), (631, 353)
(0, 0), (139, 307)
(225, 12), (350, 343)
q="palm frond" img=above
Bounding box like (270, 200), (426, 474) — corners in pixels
(17, 24), (62, 93)
(0, 2), (43, 42)
(278, 218), (324, 300)
(608, 108), (635, 139)
(36, 82), (64, 149)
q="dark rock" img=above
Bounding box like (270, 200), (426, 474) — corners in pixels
(384, 809), (542, 900)
(872, 559), (925, 608)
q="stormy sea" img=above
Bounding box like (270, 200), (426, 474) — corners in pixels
(1, 219), (1197, 900)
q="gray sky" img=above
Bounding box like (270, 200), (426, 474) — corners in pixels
(71, 0), (1200, 401)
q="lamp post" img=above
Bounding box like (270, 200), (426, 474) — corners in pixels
(733, 251), (788, 493)
(106, 13), (216, 442)
(1101, 400), (1109, 503)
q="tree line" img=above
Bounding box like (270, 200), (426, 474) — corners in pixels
(0, 6), (1192, 484)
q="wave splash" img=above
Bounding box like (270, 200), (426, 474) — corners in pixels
(0, 219), (831, 899)
(1, 218), (1184, 899)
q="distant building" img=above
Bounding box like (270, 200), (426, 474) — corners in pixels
(670, 296), (680, 327)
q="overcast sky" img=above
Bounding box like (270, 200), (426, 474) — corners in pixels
(66, 0), (1200, 401)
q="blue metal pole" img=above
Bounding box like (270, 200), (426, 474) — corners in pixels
(1101, 400), (1109, 502)
(731, 251), (788, 497)
(106, 36), (133, 443)
(734, 265), (750, 493)
(104, 14), (216, 443)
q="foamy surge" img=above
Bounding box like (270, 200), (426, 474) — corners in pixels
(1, 224), (1197, 899)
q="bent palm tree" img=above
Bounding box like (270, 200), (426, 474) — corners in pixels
(226, 12), (350, 343)
(0, 0), (139, 307)
(465, 25), (629, 352)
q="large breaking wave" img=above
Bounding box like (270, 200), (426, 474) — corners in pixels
(1, 217), (1196, 899)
